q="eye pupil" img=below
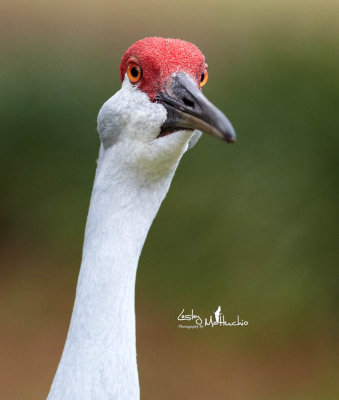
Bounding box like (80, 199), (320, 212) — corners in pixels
(200, 68), (208, 87)
(131, 67), (139, 77)
(127, 62), (142, 83)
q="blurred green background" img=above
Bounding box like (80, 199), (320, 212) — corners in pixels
(1, 0), (338, 399)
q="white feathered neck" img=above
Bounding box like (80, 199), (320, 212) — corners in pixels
(47, 82), (193, 399)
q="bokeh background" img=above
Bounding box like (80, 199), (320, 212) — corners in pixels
(1, 0), (338, 399)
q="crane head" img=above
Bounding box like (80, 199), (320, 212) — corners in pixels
(97, 37), (236, 171)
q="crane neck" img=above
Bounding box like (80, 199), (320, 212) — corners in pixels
(47, 135), (190, 400)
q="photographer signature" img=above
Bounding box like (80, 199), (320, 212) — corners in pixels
(177, 306), (248, 328)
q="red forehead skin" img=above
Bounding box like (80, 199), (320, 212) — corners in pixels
(120, 37), (206, 101)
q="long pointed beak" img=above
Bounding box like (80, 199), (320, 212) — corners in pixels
(155, 73), (236, 143)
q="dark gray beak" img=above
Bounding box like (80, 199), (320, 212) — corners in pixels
(156, 73), (236, 143)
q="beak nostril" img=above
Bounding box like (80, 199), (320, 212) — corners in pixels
(182, 97), (194, 109)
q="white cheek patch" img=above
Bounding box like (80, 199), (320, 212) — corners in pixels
(120, 77), (167, 141)
(97, 75), (194, 175)
(97, 76), (167, 148)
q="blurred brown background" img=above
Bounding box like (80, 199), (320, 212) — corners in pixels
(1, 0), (338, 399)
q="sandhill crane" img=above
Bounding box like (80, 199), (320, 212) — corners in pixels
(47, 37), (236, 400)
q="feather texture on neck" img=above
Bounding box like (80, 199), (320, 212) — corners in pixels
(47, 127), (191, 399)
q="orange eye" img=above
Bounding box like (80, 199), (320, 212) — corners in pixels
(127, 62), (142, 83)
(200, 68), (208, 87)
